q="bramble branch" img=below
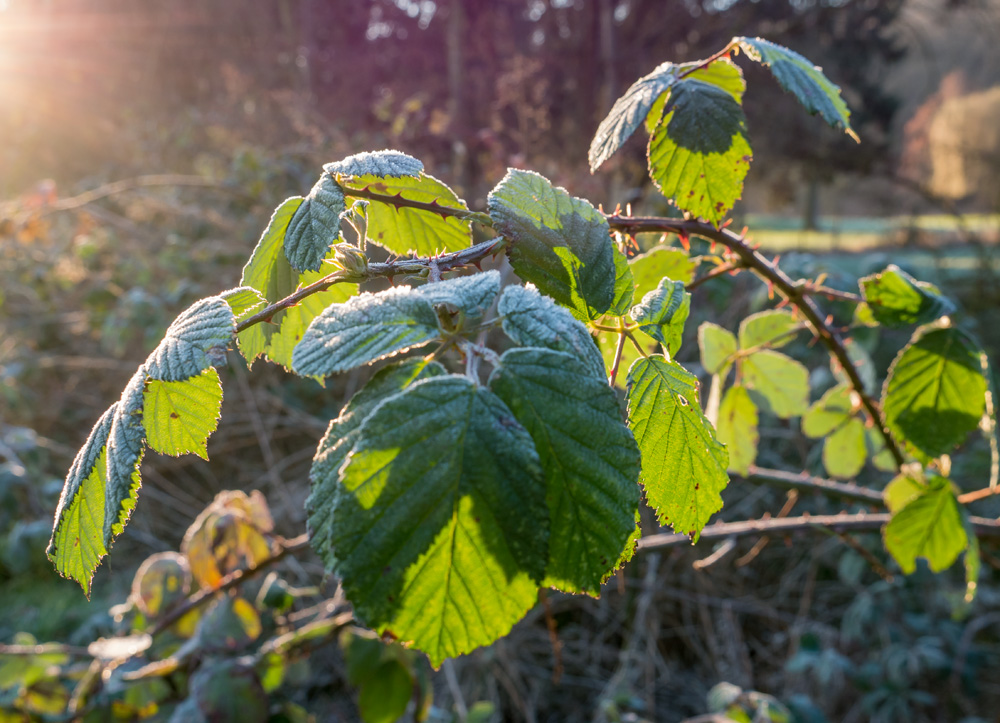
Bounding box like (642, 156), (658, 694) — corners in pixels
(234, 236), (508, 334)
(637, 512), (1000, 551)
(604, 213), (906, 468)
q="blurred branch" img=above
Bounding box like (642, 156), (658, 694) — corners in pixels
(638, 512), (1000, 551)
(742, 466), (884, 505)
(36, 175), (238, 218)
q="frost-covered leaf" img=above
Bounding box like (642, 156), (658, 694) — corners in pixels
(630, 278), (690, 355)
(489, 348), (641, 594)
(307, 359), (447, 571)
(859, 265), (955, 328)
(589, 61), (682, 172)
(629, 247), (697, 299)
(738, 309), (799, 349)
(220, 287), (267, 319)
(824, 417), (867, 479)
(498, 284), (605, 381)
(883, 327), (986, 459)
(104, 367), (147, 544)
(648, 79), (752, 225)
(626, 356), (729, 538)
(291, 287), (441, 380)
(47, 407), (115, 594)
(742, 350), (809, 418)
(698, 322), (737, 377)
(145, 297), (235, 383)
(716, 384), (758, 476)
(143, 368), (223, 460)
(489, 169), (615, 320)
(414, 270), (500, 323)
(884, 476), (967, 574)
(284, 174), (345, 272)
(736, 36), (855, 138)
(339, 173), (472, 256)
(608, 247), (634, 316)
(589, 58), (745, 173)
(334, 376), (548, 666)
(324, 150), (424, 179)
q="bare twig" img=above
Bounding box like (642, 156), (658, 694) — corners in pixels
(742, 466), (884, 505)
(637, 513), (1000, 551)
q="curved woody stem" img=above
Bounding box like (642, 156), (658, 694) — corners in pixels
(603, 213), (906, 468)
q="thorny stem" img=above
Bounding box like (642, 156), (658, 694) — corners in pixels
(604, 213), (906, 468)
(342, 184), (492, 225)
(234, 236), (508, 334)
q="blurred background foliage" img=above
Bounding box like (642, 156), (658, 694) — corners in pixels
(2, 0), (1000, 720)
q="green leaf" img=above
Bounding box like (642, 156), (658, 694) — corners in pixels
(104, 367), (147, 544)
(339, 173), (473, 256)
(145, 296), (235, 383)
(736, 36), (856, 138)
(47, 406), (115, 594)
(358, 660), (413, 723)
(291, 287), (441, 380)
(238, 198), (360, 369)
(883, 474), (926, 514)
(589, 58), (746, 172)
(220, 287), (267, 319)
(882, 327), (987, 459)
(738, 309), (799, 349)
(414, 270), (500, 323)
(629, 247), (697, 299)
(686, 57), (746, 103)
(824, 417), (867, 479)
(325, 150), (425, 178)
(629, 278), (690, 355)
(698, 322), (738, 377)
(608, 246), (634, 316)
(884, 476), (968, 574)
(626, 356), (729, 538)
(334, 376), (548, 666)
(489, 169), (615, 320)
(498, 284), (605, 381)
(143, 368), (223, 460)
(648, 79), (752, 225)
(716, 384), (758, 476)
(307, 359), (447, 571)
(589, 61), (683, 172)
(801, 385), (853, 438)
(859, 265), (955, 328)
(488, 348), (641, 594)
(741, 350), (809, 418)
(237, 197), (303, 363)
(284, 173), (345, 272)
(263, 274), (358, 371)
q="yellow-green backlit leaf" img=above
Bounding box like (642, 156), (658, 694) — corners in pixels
(143, 368), (224, 460)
